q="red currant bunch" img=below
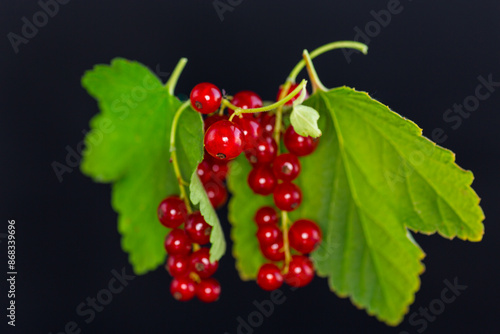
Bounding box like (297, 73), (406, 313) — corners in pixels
(187, 82), (322, 292)
(157, 196), (221, 303)
(253, 206), (322, 290)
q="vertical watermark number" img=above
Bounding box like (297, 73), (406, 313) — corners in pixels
(6, 220), (16, 327)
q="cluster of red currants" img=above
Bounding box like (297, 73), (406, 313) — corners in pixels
(254, 206), (322, 291)
(158, 196), (220, 302)
(189, 82), (323, 292)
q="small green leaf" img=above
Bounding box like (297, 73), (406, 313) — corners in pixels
(227, 156), (271, 280)
(290, 104), (322, 138)
(289, 86), (484, 325)
(189, 172), (226, 262)
(81, 58), (225, 274)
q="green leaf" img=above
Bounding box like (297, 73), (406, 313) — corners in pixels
(189, 172), (226, 262)
(227, 156), (271, 280)
(290, 104), (322, 138)
(290, 86), (484, 325)
(81, 58), (224, 274)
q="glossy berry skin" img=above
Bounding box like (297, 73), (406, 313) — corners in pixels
(166, 255), (190, 278)
(204, 120), (244, 160)
(273, 182), (302, 211)
(170, 277), (196, 301)
(210, 160), (229, 181)
(164, 229), (192, 255)
(258, 113), (276, 135)
(231, 90), (263, 110)
(234, 116), (261, 150)
(190, 82), (222, 114)
(276, 83), (309, 106)
(196, 278), (221, 303)
(256, 225), (281, 246)
(196, 160), (212, 184)
(288, 219), (322, 254)
(284, 126), (319, 157)
(185, 211), (212, 245)
(157, 196), (187, 228)
(257, 263), (283, 291)
(254, 206), (278, 226)
(203, 153), (229, 181)
(204, 114), (228, 132)
(204, 178), (227, 209)
(190, 248), (219, 279)
(284, 255), (314, 287)
(272, 153), (301, 181)
(245, 136), (277, 165)
(260, 238), (284, 261)
(247, 165), (277, 196)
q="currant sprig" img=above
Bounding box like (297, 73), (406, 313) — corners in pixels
(161, 40), (370, 300)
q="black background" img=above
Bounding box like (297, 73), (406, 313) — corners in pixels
(1, 0), (499, 333)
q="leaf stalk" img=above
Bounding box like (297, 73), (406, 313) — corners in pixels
(170, 100), (193, 213)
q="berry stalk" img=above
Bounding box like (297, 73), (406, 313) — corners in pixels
(273, 81), (291, 145)
(226, 79), (308, 122)
(281, 210), (292, 274)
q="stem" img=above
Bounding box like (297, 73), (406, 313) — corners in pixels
(227, 79), (307, 122)
(189, 272), (201, 283)
(281, 210), (292, 274)
(273, 81), (292, 145)
(287, 41), (368, 82)
(165, 58), (188, 96)
(303, 50), (328, 93)
(170, 100), (193, 213)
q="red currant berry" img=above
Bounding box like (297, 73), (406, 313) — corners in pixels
(196, 160), (212, 184)
(288, 219), (322, 254)
(245, 136), (277, 165)
(204, 178), (228, 209)
(284, 126), (319, 157)
(196, 278), (221, 303)
(272, 153), (301, 181)
(166, 254), (190, 278)
(204, 114), (228, 132)
(247, 165), (277, 196)
(257, 263), (283, 291)
(170, 277), (196, 301)
(273, 182), (302, 211)
(260, 238), (284, 261)
(164, 229), (192, 255)
(259, 113), (276, 135)
(203, 152), (229, 181)
(185, 211), (212, 245)
(254, 206), (278, 226)
(276, 83), (309, 106)
(190, 82), (222, 114)
(231, 90), (263, 110)
(204, 120), (244, 160)
(284, 255), (314, 287)
(210, 161), (229, 181)
(157, 196), (187, 228)
(256, 225), (281, 246)
(190, 248), (219, 279)
(234, 116), (261, 150)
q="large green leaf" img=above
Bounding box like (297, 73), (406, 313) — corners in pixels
(289, 86), (484, 325)
(81, 58), (225, 274)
